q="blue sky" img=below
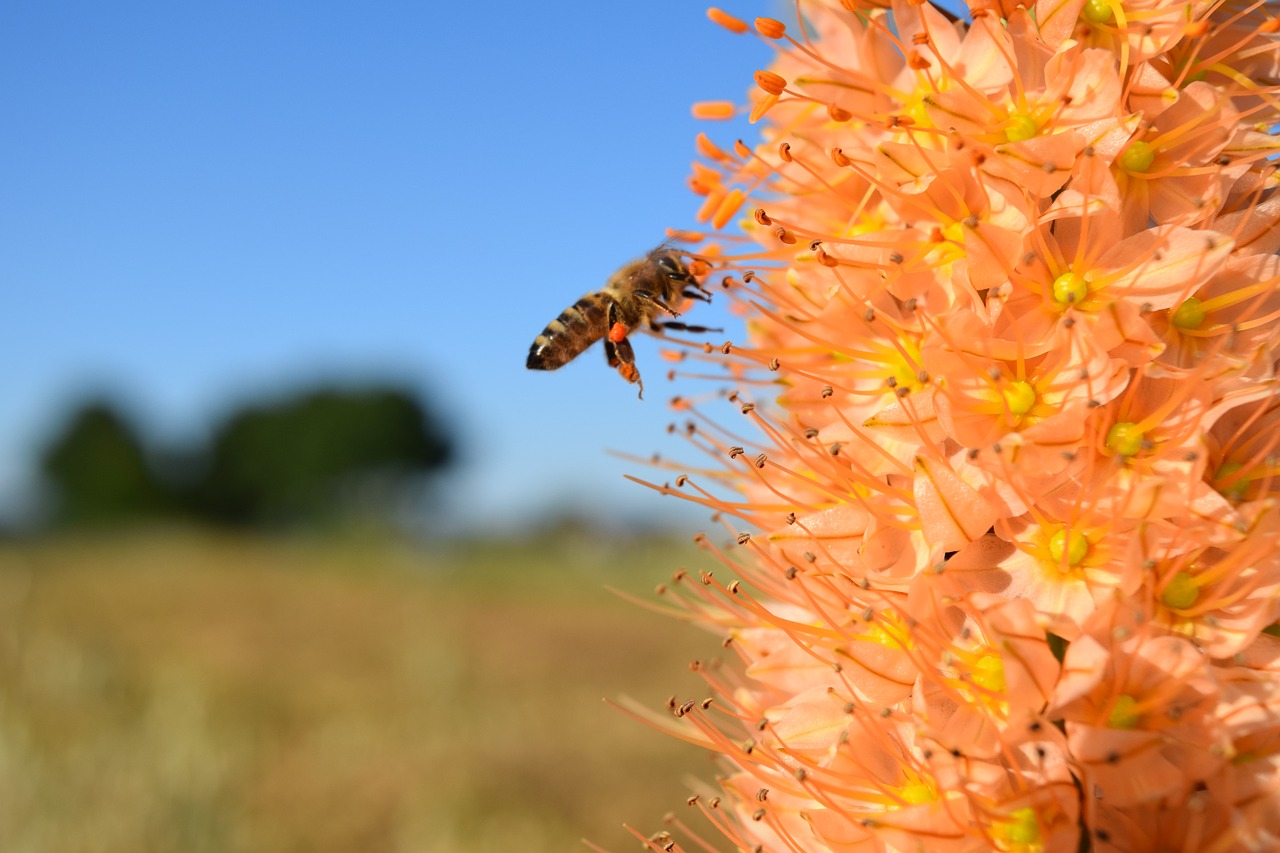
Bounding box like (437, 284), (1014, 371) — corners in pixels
(1, 1), (775, 532)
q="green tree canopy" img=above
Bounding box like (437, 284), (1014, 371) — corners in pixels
(39, 400), (166, 526)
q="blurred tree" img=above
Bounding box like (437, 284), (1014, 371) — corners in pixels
(191, 387), (454, 526)
(39, 400), (166, 526)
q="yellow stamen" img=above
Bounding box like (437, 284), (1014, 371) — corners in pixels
(1083, 0), (1115, 24)
(1003, 380), (1036, 416)
(1106, 422), (1145, 457)
(1048, 528), (1089, 567)
(1051, 271), (1088, 306)
(1108, 694), (1141, 729)
(1003, 113), (1038, 143)
(1121, 140), (1156, 173)
(1171, 297), (1206, 329)
(1161, 571), (1200, 610)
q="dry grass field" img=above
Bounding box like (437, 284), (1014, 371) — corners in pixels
(0, 529), (725, 853)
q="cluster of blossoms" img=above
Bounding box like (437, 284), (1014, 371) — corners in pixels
(623, 1), (1280, 850)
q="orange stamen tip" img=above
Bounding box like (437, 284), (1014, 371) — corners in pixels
(830, 147), (852, 167)
(608, 322), (629, 343)
(749, 93), (779, 124)
(826, 103), (853, 123)
(692, 101), (737, 120)
(696, 187), (726, 223)
(733, 139), (752, 158)
(755, 17), (786, 38)
(1261, 18), (1280, 33)
(753, 70), (787, 96)
(706, 7), (749, 34)
(754, 208), (772, 225)
(689, 257), (713, 274)
(712, 188), (746, 230)
(695, 132), (731, 162)
(1184, 19), (1208, 37)
(907, 50), (932, 71)
(665, 228), (705, 243)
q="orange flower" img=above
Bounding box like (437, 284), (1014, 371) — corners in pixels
(619, 1), (1280, 850)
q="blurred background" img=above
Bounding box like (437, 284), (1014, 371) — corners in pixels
(0, 1), (774, 850)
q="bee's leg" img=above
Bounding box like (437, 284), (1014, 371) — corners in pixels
(652, 320), (723, 334)
(633, 290), (681, 319)
(613, 335), (644, 398)
(607, 300), (644, 397)
(682, 287), (713, 303)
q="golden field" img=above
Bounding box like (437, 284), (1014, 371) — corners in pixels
(0, 530), (724, 852)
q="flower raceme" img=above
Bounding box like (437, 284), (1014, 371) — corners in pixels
(618, 2), (1280, 851)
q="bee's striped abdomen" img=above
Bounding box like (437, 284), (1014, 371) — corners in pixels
(526, 293), (610, 370)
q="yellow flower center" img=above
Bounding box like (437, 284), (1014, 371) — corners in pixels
(1108, 694), (1141, 729)
(1214, 461), (1250, 501)
(1051, 271), (1088, 306)
(1171, 297), (1206, 330)
(992, 806), (1042, 849)
(898, 780), (936, 805)
(1048, 528), (1088, 567)
(1106, 422), (1145, 457)
(1083, 0), (1115, 24)
(1002, 380), (1037, 416)
(1162, 571), (1200, 610)
(1003, 113), (1038, 143)
(972, 653), (1006, 693)
(1121, 140), (1156, 173)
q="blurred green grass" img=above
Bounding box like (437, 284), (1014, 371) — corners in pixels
(0, 529), (723, 852)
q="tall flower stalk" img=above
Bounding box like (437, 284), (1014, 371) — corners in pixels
(622, 1), (1280, 850)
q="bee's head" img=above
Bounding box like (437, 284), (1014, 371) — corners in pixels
(656, 253), (685, 277)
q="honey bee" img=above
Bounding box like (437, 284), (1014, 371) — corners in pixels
(526, 247), (718, 397)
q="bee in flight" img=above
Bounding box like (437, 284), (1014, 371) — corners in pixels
(526, 247), (718, 398)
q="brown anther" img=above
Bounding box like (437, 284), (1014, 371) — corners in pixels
(820, 385), (834, 398)
(701, 698), (713, 709)
(728, 579), (741, 593)
(754, 68), (789, 95)
(911, 32), (929, 45)
(686, 794), (700, 806)
(827, 103), (853, 123)
(863, 308), (875, 322)
(729, 445), (744, 458)
(754, 453), (766, 468)
(775, 227), (796, 244)
(700, 570), (714, 584)
(752, 809), (766, 821)
(742, 270), (755, 282)
(803, 551), (816, 563)
(737, 532), (751, 545)
(756, 788), (769, 802)
(785, 566), (798, 578)
(741, 402), (756, 414)
(830, 147), (851, 167)
(785, 512), (796, 524)
(804, 428), (819, 438)
(829, 443), (842, 456)
(675, 474), (688, 487)
(753, 208), (771, 225)
(888, 251), (904, 264)
(754, 16), (786, 38)
(768, 357), (780, 370)
(896, 387), (910, 397)
(721, 341), (733, 354)
(777, 141), (793, 161)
